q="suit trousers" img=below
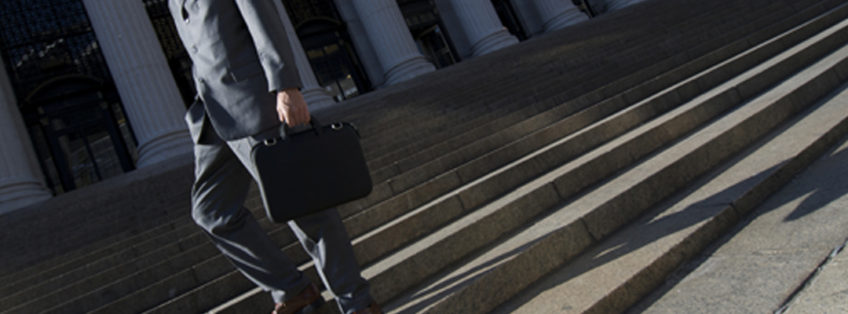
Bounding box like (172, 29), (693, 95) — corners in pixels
(188, 112), (372, 313)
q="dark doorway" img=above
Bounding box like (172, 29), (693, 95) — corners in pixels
(572, 0), (598, 17)
(398, 0), (459, 68)
(284, 0), (371, 101)
(492, 0), (529, 41)
(298, 19), (371, 101)
(1, 0), (138, 194)
(22, 76), (136, 194)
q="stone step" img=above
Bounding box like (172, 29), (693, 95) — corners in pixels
(357, 0), (814, 170)
(343, 0), (848, 239)
(352, 0), (795, 162)
(0, 159), (195, 286)
(496, 77), (848, 314)
(0, 213), (194, 301)
(352, 0), (845, 227)
(361, 0), (803, 192)
(380, 3), (848, 167)
(337, 0), (847, 255)
(386, 30), (848, 313)
(236, 0), (817, 242)
(355, 6), (762, 205)
(3, 0), (838, 292)
(630, 110), (848, 314)
(0, 198), (191, 290)
(0, 1), (841, 313)
(63, 1), (848, 312)
(0, 0), (829, 300)
(204, 5), (848, 314)
(0, 3), (798, 313)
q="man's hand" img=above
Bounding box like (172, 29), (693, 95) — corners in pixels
(276, 88), (311, 127)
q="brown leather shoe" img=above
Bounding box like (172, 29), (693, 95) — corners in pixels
(352, 303), (383, 314)
(272, 284), (322, 314)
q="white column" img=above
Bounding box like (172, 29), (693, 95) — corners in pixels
(533, 0), (589, 32)
(351, 0), (435, 85)
(82, 0), (191, 167)
(272, 1), (336, 112)
(0, 59), (51, 214)
(606, 0), (646, 12)
(446, 0), (518, 56)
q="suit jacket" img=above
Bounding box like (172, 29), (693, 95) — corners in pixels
(169, 0), (302, 141)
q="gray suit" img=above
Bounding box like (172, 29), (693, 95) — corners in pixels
(169, 0), (372, 312)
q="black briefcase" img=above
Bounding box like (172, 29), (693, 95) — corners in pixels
(251, 120), (372, 223)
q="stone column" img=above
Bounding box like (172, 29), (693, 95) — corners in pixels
(82, 0), (191, 167)
(271, 1), (336, 112)
(445, 0), (518, 57)
(351, 0), (435, 85)
(0, 59), (52, 214)
(532, 0), (589, 32)
(605, 0), (646, 12)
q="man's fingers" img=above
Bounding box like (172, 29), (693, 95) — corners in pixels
(290, 108), (305, 127)
(294, 106), (310, 126)
(276, 89), (310, 127)
(298, 109), (310, 125)
(282, 108), (309, 127)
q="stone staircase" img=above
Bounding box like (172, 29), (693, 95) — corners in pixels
(2, 0), (848, 313)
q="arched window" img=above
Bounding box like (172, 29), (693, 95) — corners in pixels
(23, 76), (135, 193)
(0, 0), (136, 194)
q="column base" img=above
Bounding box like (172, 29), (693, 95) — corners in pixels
(471, 29), (519, 57)
(384, 56), (436, 86)
(0, 178), (52, 215)
(135, 129), (193, 168)
(545, 7), (589, 31)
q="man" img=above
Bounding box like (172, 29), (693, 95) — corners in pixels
(167, 1), (379, 313)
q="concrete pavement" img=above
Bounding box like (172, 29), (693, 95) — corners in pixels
(632, 133), (848, 313)
(786, 237), (848, 313)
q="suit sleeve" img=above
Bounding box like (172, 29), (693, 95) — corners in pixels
(234, 0), (303, 93)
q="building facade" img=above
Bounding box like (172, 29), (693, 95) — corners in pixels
(0, 0), (643, 214)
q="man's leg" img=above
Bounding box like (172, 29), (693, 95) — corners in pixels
(191, 124), (309, 304)
(289, 211), (374, 313)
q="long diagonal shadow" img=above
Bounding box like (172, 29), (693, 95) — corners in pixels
(630, 136), (848, 312)
(394, 233), (544, 313)
(492, 165), (781, 313)
(391, 132), (848, 313)
(783, 146), (848, 221)
(397, 165), (779, 313)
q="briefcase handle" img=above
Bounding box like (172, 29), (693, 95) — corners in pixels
(264, 118), (352, 146)
(284, 117), (323, 136)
